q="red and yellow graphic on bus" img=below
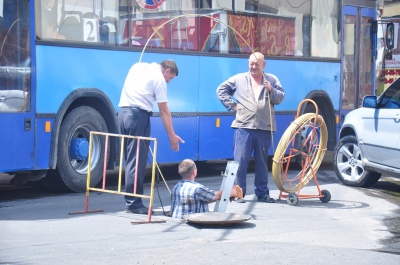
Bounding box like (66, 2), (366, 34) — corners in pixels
(228, 14), (257, 53)
(227, 14), (296, 55)
(259, 16), (296, 55)
(125, 12), (296, 55)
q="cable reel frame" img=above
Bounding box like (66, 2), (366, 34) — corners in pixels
(272, 99), (331, 206)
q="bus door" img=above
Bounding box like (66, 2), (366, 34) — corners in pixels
(0, 0), (34, 172)
(340, 5), (376, 122)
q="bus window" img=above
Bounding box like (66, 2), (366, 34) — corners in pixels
(33, 0), (343, 58)
(36, 0), (119, 43)
(57, 0), (95, 42)
(0, 0), (31, 113)
(196, 0), (311, 56)
(117, 1), (198, 50)
(254, 0), (312, 57)
(311, 0), (341, 58)
(36, 0), (65, 40)
(359, 16), (373, 105)
(198, 0), (339, 58)
(343, 14), (356, 109)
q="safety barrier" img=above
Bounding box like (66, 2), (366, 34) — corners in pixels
(70, 131), (167, 223)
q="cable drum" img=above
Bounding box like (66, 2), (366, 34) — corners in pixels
(272, 113), (328, 193)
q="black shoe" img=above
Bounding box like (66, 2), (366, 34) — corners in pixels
(257, 194), (275, 203)
(125, 206), (153, 215)
(235, 198), (246, 203)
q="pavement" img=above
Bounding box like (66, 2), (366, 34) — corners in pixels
(1, 160), (399, 264)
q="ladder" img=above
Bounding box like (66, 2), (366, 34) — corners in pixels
(214, 161), (239, 212)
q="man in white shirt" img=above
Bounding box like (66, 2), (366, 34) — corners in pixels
(118, 59), (184, 214)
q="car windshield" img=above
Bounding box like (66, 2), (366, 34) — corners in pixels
(379, 77), (400, 109)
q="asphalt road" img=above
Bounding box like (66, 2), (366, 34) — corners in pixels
(0, 153), (399, 265)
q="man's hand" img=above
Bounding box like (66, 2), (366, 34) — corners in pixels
(264, 80), (272, 92)
(170, 135), (185, 151)
(233, 185), (243, 199)
(230, 185), (243, 201)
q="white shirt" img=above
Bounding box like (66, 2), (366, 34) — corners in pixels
(118, 62), (167, 112)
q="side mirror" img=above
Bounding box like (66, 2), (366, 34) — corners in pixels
(386, 22), (394, 59)
(363, 96), (377, 108)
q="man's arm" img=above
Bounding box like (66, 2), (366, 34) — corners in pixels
(265, 74), (285, 105)
(158, 102), (183, 151)
(212, 187), (240, 202)
(213, 190), (223, 202)
(270, 84), (285, 105)
(216, 78), (238, 111)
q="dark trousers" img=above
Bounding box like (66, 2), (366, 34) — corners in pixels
(118, 108), (151, 210)
(233, 128), (272, 198)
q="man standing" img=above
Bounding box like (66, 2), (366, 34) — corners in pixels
(216, 52), (285, 203)
(118, 59), (184, 214)
(171, 159), (241, 219)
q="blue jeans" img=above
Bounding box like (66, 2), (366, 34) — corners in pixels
(233, 128), (272, 198)
(118, 107), (151, 210)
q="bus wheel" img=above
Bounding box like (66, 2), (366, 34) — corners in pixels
(56, 106), (108, 192)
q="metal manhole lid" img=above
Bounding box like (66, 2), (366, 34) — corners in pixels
(184, 212), (251, 225)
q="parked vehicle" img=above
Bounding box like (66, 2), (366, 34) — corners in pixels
(333, 78), (400, 187)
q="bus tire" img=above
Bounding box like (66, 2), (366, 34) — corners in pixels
(56, 106), (108, 192)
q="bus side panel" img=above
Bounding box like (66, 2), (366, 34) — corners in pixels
(198, 56), (248, 112)
(150, 116), (198, 163)
(138, 53), (200, 113)
(266, 60), (341, 111)
(0, 114), (34, 171)
(35, 46), (340, 166)
(36, 46), (201, 114)
(198, 115), (235, 161)
(35, 46), (136, 113)
(35, 118), (54, 169)
(197, 56), (340, 113)
(197, 113), (296, 161)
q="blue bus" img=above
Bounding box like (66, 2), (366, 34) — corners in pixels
(0, 0), (387, 192)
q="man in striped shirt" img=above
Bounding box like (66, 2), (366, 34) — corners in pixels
(170, 159), (238, 219)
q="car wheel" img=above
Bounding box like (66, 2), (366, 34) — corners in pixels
(333, 135), (381, 187)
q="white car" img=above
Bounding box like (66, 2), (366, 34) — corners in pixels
(333, 78), (400, 187)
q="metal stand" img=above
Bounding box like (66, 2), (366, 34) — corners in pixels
(278, 154), (331, 206)
(272, 99), (331, 206)
(185, 161), (251, 226)
(214, 161), (239, 212)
